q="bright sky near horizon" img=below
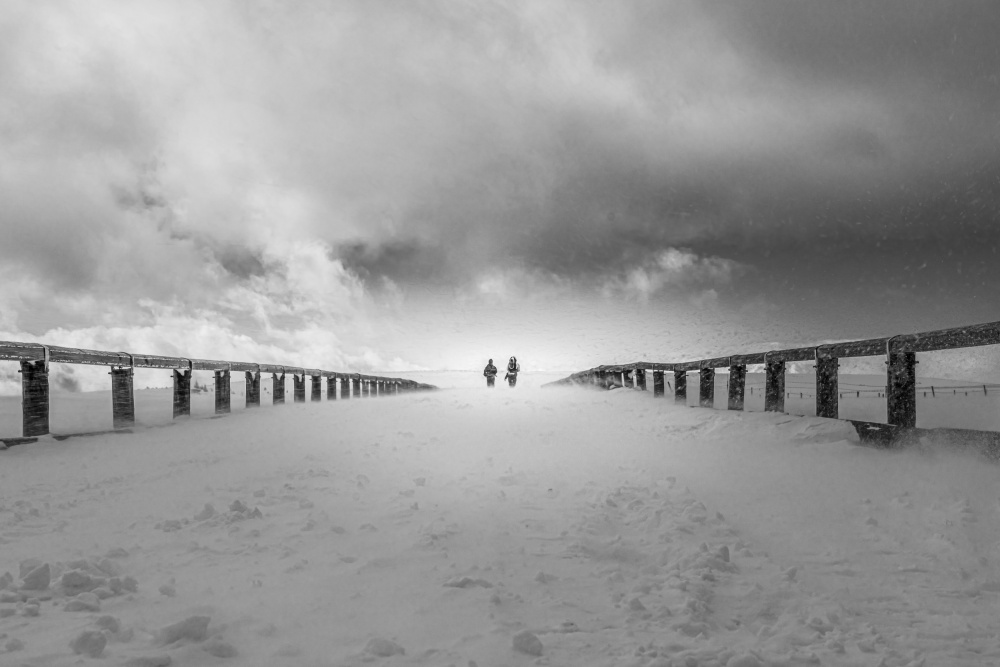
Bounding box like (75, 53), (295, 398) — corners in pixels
(2, 1), (999, 387)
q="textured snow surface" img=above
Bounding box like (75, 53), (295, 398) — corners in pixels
(1, 374), (999, 666)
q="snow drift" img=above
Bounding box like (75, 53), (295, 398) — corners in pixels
(0, 373), (998, 666)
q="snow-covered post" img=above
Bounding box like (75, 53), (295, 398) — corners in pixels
(636, 368), (647, 390)
(20, 359), (49, 436)
(173, 369), (191, 417)
(111, 366), (135, 429)
(652, 370), (664, 397)
(815, 353), (839, 419)
(327, 376), (337, 400)
(674, 370), (687, 404)
(727, 364), (746, 411)
(245, 371), (260, 408)
(764, 355), (785, 413)
(311, 374), (322, 402)
(699, 367), (715, 408)
(293, 373), (306, 403)
(273, 372), (285, 404)
(214, 370), (231, 414)
(886, 347), (916, 428)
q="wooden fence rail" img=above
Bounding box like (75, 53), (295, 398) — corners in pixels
(1, 340), (435, 444)
(544, 319), (1000, 452)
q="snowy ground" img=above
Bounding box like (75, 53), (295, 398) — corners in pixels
(1, 373), (999, 666)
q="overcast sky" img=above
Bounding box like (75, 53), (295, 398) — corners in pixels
(2, 1), (999, 386)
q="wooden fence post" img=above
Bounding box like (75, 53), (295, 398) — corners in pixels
(273, 372), (285, 404)
(111, 367), (135, 429)
(887, 350), (916, 427)
(764, 358), (785, 413)
(245, 371), (260, 408)
(214, 370), (231, 414)
(674, 370), (687, 405)
(636, 368), (647, 390)
(699, 368), (715, 408)
(311, 375), (322, 402)
(327, 376), (337, 400)
(20, 360), (49, 437)
(173, 369), (191, 418)
(727, 364), (746, 411)
(815, 355), (839, 419)
(652, 370), (664, 397)
(293, 374), (306, 403)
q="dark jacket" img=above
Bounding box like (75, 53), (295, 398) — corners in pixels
(483, 364), (497, 378)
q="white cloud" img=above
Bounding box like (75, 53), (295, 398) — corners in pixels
(472, 266), (572, 303)
(602, 248), (742, 301)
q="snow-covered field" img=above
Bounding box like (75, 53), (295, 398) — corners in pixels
(1, 372), (999, 666)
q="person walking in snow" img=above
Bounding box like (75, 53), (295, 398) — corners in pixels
(504, 356), (520, 387)
(483, 358), (498, 387)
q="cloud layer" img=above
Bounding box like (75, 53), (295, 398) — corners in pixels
(1, 1), (998, 387)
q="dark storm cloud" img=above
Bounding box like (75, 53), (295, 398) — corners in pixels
(337, 241), (450, 285)
(334, 0), (1000, 294)
(7, 0), (997, 294)
(3, 0), (999, 371)
(215, 246), (268, 280)
(708, 1), (1000, 101)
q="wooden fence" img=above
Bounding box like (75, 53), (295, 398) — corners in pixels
(1, 340), (435, 445)
(545, 319), (1000, 454)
